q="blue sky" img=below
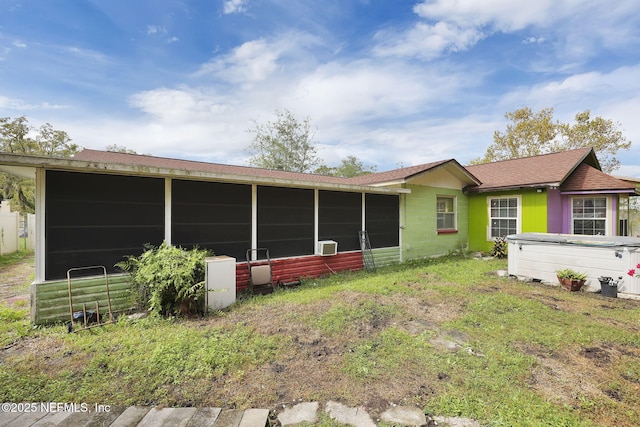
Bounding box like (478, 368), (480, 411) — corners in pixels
(1, 0), (639, 177)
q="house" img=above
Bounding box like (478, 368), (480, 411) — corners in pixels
(464, 148), (639, 253)
(0, 146), (637, 323)
(0, 149), (413, 323)
(348, 160), (480, 260)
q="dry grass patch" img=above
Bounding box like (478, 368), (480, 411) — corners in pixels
(2, 255), (640, 426)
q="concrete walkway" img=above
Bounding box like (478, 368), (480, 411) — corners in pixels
(0, 406), (269, 427)
(1, 402), (482, 427)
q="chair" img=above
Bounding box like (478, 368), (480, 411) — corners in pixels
(246, 248), (274, 294)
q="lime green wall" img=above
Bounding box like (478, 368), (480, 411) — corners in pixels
(468, 189), (548, 253)
(402, 185), (469, 260)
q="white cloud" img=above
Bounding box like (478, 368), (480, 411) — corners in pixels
(413, 0), (555, 31)
(523, 36), (545, 44)
(287, 59), (466, 128)
(499, 65), (640, 114)
(375, 0), (640, 66)
(65, 46), (109, 63)
(146, 25), (167, 35)
(195, 33), (320, 85)
(196, 39), (280, 84)
(0, 96), (66, 110)
(20, 2), (640, 174)
(223, 0), (249, 15)
(373, 0), (558, 59)
(373, 21), (484, 59)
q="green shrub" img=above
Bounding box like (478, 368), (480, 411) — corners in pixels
(116, 242), (211, 316)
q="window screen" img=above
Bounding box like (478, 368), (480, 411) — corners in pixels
(172, 180), (251, 259)
(365, 193), (399, 248)
(319, 191), (362, 251)
(45, 171), (164, 280)
(257, 186), (314, 258)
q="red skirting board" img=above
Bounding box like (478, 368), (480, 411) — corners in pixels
(236, 251), (364, 290)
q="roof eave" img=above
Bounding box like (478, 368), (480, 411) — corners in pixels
(402, 159), (482, 186)
(464, 182), (562, 194)
(559, 148), (601, 183)
(0, 153), (410, 194)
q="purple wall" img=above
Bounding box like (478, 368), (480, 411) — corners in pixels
(547, 188), (563, 233)
(559, 193), (619, 235)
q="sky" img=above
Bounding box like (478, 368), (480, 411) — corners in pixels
(1, 0), (639, 177)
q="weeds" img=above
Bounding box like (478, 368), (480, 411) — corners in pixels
(0, 249), (33, 269)
(1, 254), (639, 426)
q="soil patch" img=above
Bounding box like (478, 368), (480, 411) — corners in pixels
(0, 253), (34, 301)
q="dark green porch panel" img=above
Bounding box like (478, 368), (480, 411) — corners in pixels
(30, 274), (134, 325)
(372, 247), (401, 267)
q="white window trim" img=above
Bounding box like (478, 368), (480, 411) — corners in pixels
(570, 195), (611, 236)
(486, 195), (522, 241)
(436, 195), (457, 232)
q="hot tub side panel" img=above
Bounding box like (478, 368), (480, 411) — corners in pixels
(508, 237), (640, 295)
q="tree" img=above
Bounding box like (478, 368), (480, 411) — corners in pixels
(471, 107), (631, 173)
(106, 144), (138, 154)
(247, 109), (323, 173)
(315, 155), (377, 177)
(0, 116), (79, 212)
(554, 111), (631, 173)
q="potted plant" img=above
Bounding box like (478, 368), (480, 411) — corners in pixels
(556, 268), (588, 291)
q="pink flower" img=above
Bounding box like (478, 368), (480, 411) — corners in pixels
(637, 263), (640, 269)
(629, 269), (637, 277)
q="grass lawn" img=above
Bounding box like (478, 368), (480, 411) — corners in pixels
(1, 255), (640, 426)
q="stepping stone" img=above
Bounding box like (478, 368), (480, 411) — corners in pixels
(325, 401), (376, 427)
(138, 407), (198, 427)
(110, 406), (151, 427)
(31, 410), (74, 426)
(381, 406), (426, 426)
(63, 405), (126, 426)
(212, 409), (244, 427)
(3, 410), (48, 427)
(239, 408), (269, 427)
(186, 407), (222, 427)
(278, 402), (319, 426)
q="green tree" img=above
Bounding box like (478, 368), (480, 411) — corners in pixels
(315, 155), (377, 177)
(0, 116), (79, 212)
(554, 110), (631, 173)
(106, 144), (138, 154)
(247, 109), (323, 173)
(471, 107), (631, 173)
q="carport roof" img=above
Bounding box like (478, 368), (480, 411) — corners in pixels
(0, 149), (410, 194)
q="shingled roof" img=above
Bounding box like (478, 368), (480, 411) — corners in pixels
(68, 147), (637, 195)
(73, 149), (352, 185)
(73, 149), (480, 189)
(347, 159), (479, 186)
(561, 163), (638, 192)
(464, 148), (599, 192)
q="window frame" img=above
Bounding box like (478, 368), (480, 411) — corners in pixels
(571, 196), (609, 236)
(487, 195), (521, 241)
(436, 195), (457, 234)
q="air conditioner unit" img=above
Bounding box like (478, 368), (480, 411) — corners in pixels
(317, 240), (338, 256)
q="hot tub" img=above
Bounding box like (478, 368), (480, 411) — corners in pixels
(507, 233), (640, 297)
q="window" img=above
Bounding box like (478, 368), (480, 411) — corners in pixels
(489, 197), (519, 239)
(572, 197), (607, 235)
(437, 196), (456, 231)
